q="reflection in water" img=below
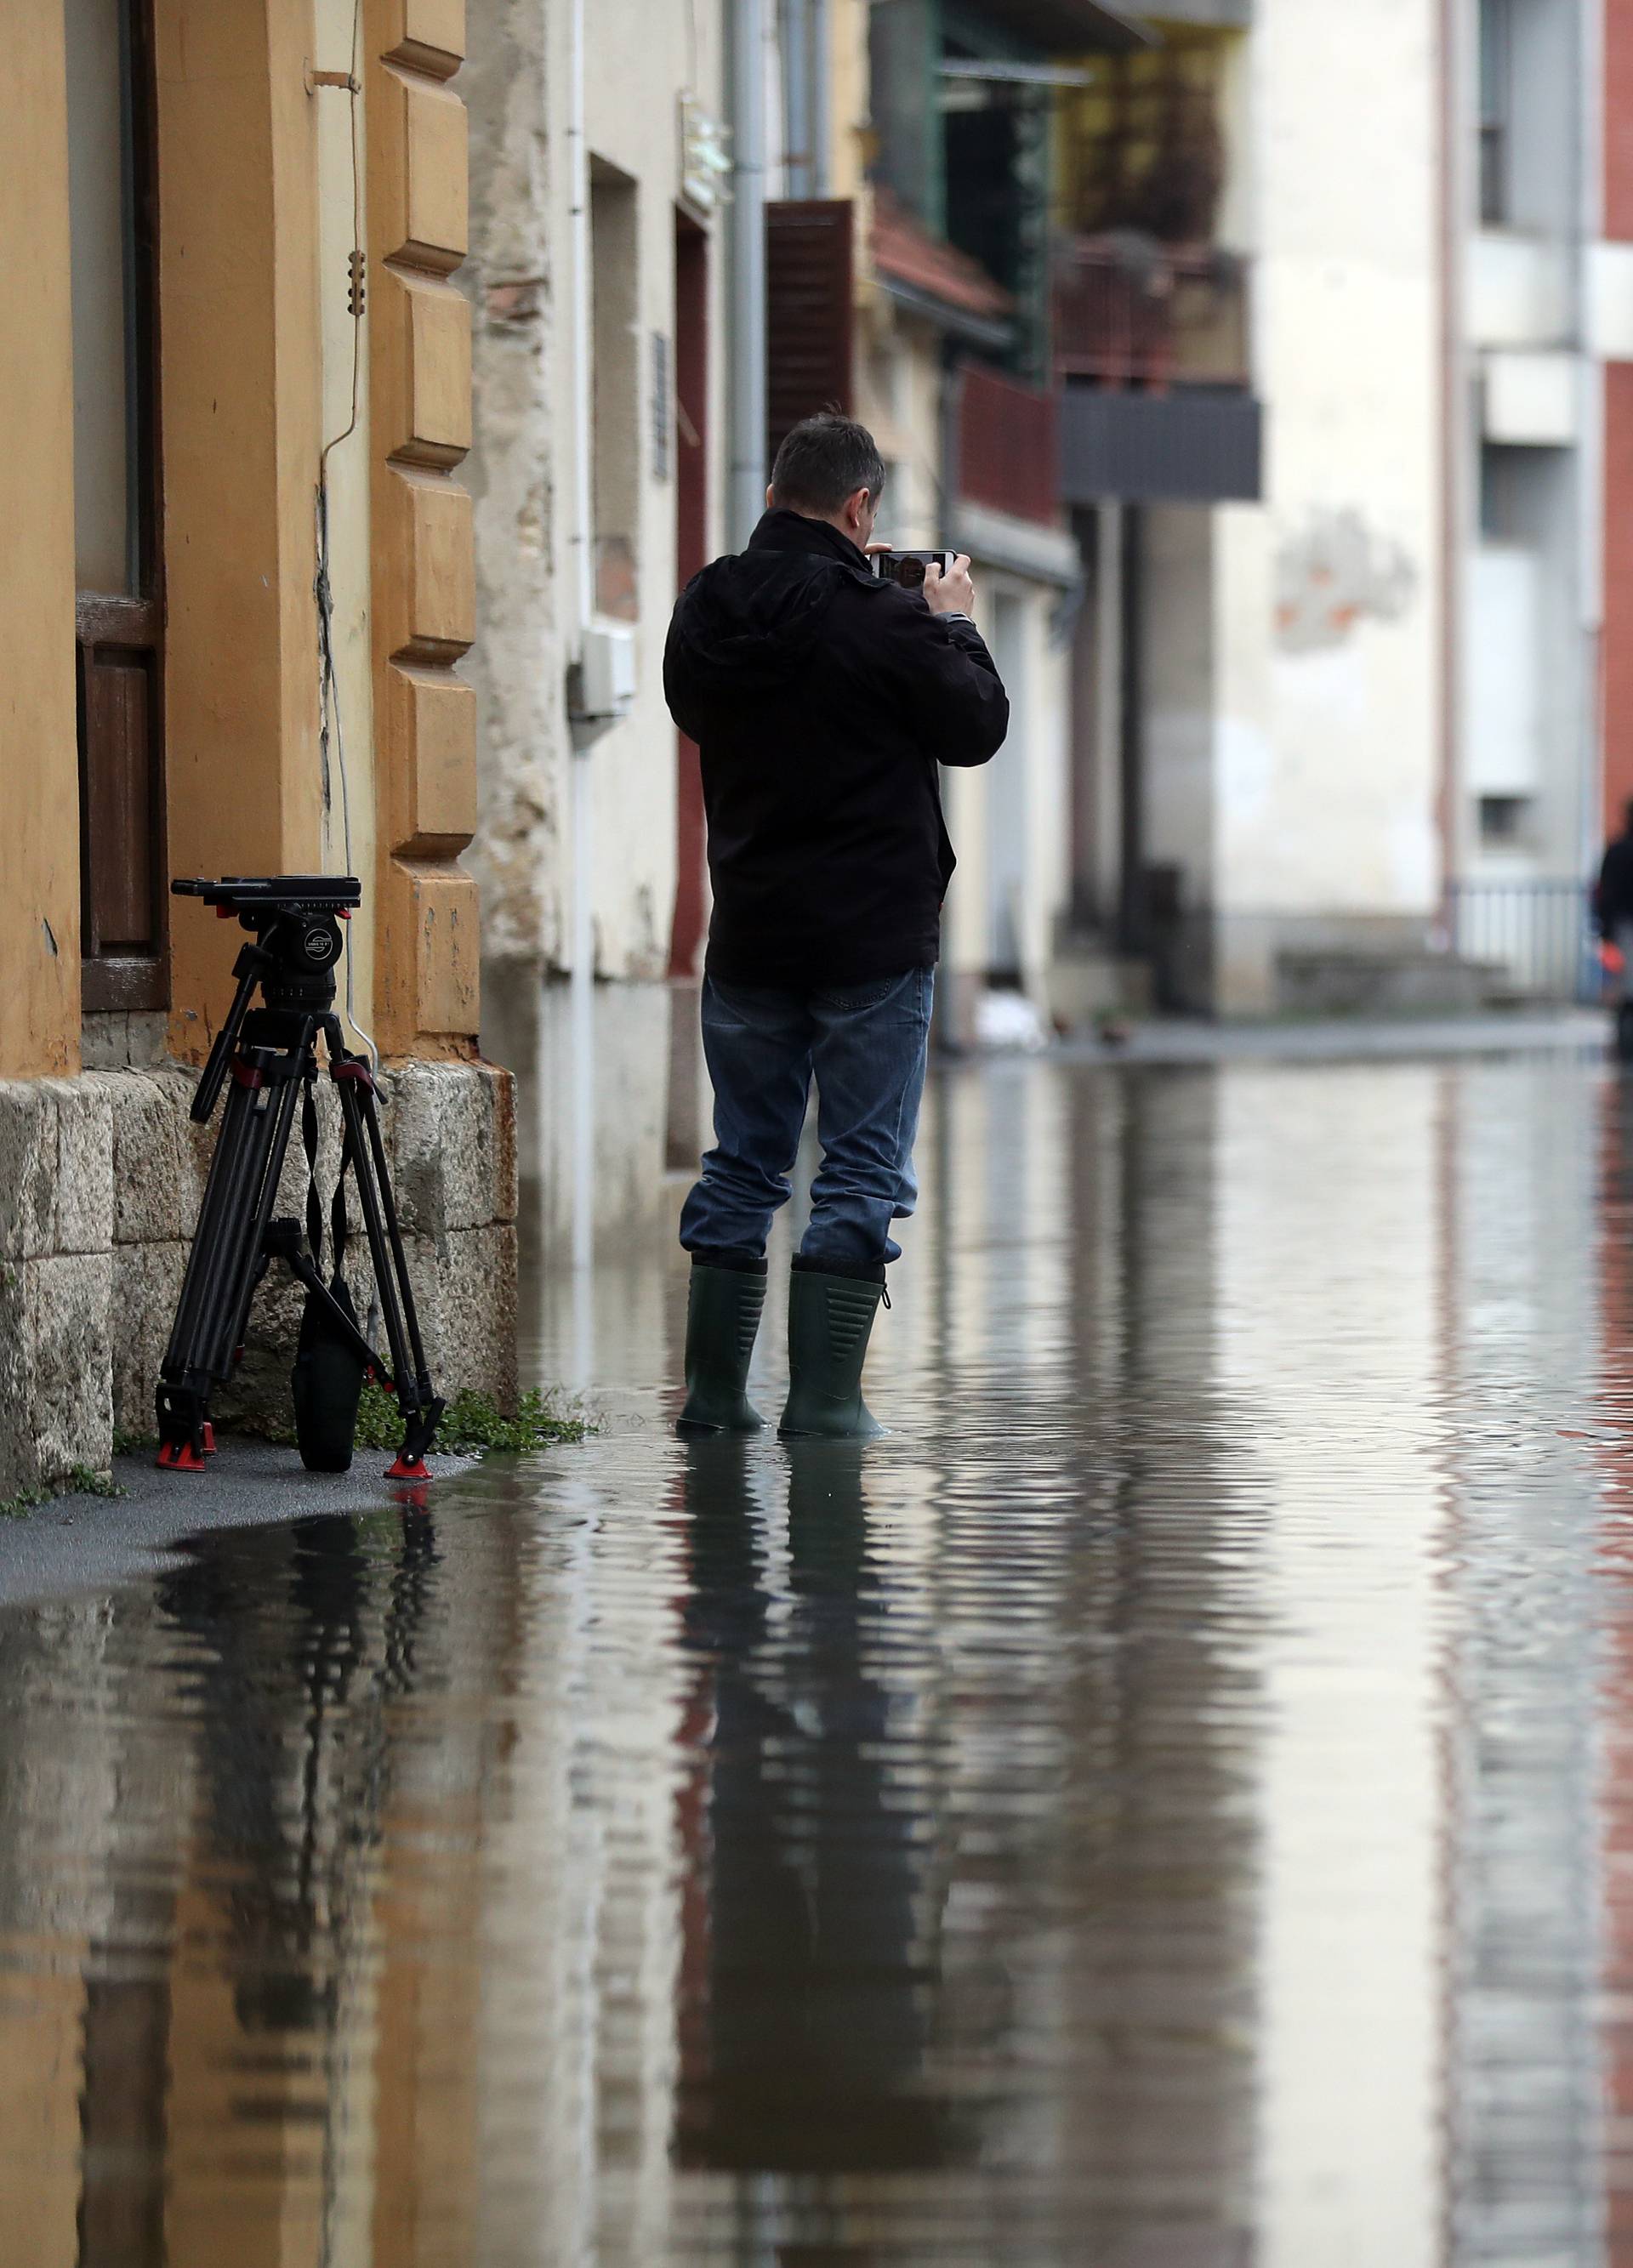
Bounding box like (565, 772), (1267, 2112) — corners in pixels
(674, 1441), (957, 2180)
(2, 1048), (1631, 2263)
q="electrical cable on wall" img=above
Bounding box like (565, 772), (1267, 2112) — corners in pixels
(312, 0), (378, 1073)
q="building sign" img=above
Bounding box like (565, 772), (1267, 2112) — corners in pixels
(680, 94), (731, 219)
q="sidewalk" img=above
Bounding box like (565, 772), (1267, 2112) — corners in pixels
(1049, 1007), (1608, 1066)
(0, 1438), (481, 1610)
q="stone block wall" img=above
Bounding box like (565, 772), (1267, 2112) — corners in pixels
(0, 1062), (517, 1498)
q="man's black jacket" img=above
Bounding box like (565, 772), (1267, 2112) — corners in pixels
(663, 509), (1009, 988)
(1600, 833), (1633, 935)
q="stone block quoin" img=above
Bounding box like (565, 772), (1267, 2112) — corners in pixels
(366, 0), (478, 1057)
(0, 1060), (516, 1496)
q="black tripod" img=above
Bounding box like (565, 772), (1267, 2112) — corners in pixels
(156, 877), (444, 1479)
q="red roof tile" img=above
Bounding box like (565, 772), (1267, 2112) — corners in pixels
(871, 190), (1014, 325)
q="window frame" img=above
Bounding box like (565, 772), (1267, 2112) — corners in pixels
(73, 0), (168, 1015)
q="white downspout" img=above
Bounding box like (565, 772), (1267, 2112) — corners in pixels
(729, 0), (770, 545)
(567, 0), (596, 1282)
(1579, 0), (1607, 903)
(809, 0), (830, 197)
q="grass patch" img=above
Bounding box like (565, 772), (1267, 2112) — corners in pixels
(111, 1427), (160, 1458)
(232, 1384), (593, 1458)
(352, 1382), (591, 1456)
(1, 1464), (127, 1521)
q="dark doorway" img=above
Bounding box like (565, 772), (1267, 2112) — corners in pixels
(669, 213), (709, 982)
(667, 212), (710, 1171)
(65, 0), (166, 1014)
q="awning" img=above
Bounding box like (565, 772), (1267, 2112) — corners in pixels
(1061, 388), (1264, 504)
(872, 188), (1016, 349)
(988, 0), (1158, 54)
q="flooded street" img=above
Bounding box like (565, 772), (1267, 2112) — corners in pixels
(8, 1046), (1633, 2265)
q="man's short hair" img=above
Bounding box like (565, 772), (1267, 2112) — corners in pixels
(770, 413), (886, 516)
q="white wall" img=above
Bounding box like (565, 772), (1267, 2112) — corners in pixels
(1143, 506), (1217, 891)
(578, 6), (728, 984)
(855, 310), (944, 550)
(464, 0), (731, 1242)
(1226, 0), (1443, 929)
(942, 566), (1073, 1015)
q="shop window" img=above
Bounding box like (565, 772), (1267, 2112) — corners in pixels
(66, 0), (165, 1010)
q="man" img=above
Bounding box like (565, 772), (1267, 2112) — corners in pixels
(1597, 799), (1633, 1058)
(663, 412), (1009, 1439)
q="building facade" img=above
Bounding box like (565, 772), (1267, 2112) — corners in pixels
(1, 0), (515, 1498)
(463, 0), (734, 1260)
(1060, 0), (1633, 1017)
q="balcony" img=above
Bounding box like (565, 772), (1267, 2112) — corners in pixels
(1054, 236), (1251, 390)
(1054, 235), (1262, 504)
(956, 365), (1061, 528)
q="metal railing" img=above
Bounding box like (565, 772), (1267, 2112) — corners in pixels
(1447, 878), (1598, 1003)
(1054, 236), (1251, 391)
(956, 365), (1061, 527)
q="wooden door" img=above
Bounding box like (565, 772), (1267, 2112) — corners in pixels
(66, 0), (166, 1013)
(669, 212), (710, 981)
(765, 199), (855, 465)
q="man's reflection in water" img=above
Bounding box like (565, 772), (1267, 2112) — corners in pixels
(674, 1440), (959, 2175)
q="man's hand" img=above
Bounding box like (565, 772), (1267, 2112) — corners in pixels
(925, 554), (976, 618)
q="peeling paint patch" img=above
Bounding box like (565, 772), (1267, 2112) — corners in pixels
(1275, 509), (1416, 654)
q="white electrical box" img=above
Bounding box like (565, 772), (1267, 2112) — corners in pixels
(573, 620), (637, 727)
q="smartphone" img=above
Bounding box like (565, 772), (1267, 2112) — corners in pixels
(870, 549), (955, 593)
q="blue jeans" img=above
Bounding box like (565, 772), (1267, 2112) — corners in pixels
(680, 969), (935, 1268)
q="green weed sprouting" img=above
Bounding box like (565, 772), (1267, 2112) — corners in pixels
(350, 1382), (592, 1455)
(1, 1464), (127, 1520)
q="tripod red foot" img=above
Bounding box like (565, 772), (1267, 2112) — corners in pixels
(386, 1453), (431, 1481)
(156, 1440), (208, 1472)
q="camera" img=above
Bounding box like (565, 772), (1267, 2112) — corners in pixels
(172, 876), (358, 970)
(870, 549), (955, 593)
(173, 878), (361, 1117)
(172, 874), (361, 917)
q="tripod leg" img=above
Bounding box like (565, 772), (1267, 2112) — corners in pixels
(333, 1067), (444, 1476)
(163, 1072), (263, 1378)
(156, 1035), (311, 1467)
(158, 1069), (281, 1464)
(219, 1058), (307, 1371)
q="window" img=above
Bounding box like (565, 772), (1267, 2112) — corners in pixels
(65, 0), (165, 1011)
(1479, 0), (1511, 226)
(590, 158), (640, 621)
(1479, 793), (1533, 848)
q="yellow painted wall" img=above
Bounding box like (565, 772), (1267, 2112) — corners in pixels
(156, 0), (326, 1061)
(0, 5), (81, 1077)
(9, 0), (477, 1079)
(366, 0), (481, 1058)
(316, 0), (381, 1055)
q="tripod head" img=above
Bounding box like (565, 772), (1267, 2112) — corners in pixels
(174, 876), (361, 1121)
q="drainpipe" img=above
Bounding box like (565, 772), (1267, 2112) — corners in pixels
(1578, 0), (1607, 898)
(567, 0), (596, 1278)
(729, 0), (770, 545)
(783, 0), (809, 196)
(809, 0), (830, 197)
(1435, 0), (1462, 943)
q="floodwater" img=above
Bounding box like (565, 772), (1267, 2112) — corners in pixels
(8, 1049), (1633, 2265)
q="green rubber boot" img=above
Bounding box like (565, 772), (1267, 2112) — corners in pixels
(777, 1262), (886, 1440)
(677, 1262), (767, 1435)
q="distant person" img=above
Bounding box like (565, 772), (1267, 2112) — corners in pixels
(1597, 799), (1633, 1058)
(663, 413), (1009, 1437)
